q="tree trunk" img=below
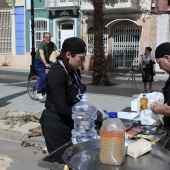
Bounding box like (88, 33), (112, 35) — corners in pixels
(92, 0), (111, 86)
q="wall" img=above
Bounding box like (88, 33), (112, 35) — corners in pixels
(15, 0), (24, 6)
(0, 0), (25, 67)
(82, 12), (152, 71)
(2, 0), (170, 71)
(0, 55), (26, 67)
(25, 10), (50, 52)
(152, 0), (170, 11)
(15, 7), (24, 55)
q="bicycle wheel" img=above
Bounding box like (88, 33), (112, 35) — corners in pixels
(27, 75), (39, 100)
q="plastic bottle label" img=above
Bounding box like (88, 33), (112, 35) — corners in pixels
(76, 105), (88, 109)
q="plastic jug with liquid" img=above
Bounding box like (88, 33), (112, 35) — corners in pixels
(71, 95), (98, 144)
(100, 111), (125, 165)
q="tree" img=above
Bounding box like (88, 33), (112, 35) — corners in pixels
(92, 0), (111, 86)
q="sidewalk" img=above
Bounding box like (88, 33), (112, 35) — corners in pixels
(0, 67), (168, 134)
(0, 66), (169, 169)
(0, 66), (168, 115)
(0, 67), (169, 141)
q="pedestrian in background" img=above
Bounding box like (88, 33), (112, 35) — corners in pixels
(140, 47), (155, 92)
(34, 32), (60, 100)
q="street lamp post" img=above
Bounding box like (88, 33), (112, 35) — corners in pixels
(29, 0), (37, 78)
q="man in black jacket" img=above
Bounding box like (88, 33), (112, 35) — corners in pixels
(150, 42), (170, 128)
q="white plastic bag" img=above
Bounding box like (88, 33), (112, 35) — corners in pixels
(140, 109), (161, 125)
(146, 92), (164, 105)
(137, 92), (164, 125)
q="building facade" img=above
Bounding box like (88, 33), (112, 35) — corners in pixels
(81, 0), (170, 72)
(1, 0), (170, 73)
(25, 0), (81, 66)
(0, 0), (24, 67)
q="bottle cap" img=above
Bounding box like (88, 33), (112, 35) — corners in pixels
(109, 112), (117, 118)
(76, 94), (87, 101)
(81, 95), (88, 101)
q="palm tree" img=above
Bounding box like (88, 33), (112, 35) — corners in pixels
(92, 0), (110, 85)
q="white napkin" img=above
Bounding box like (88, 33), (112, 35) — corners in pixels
(127, 138), (152, 159)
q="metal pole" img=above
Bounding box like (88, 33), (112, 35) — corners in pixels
(29, 0), (37, 78)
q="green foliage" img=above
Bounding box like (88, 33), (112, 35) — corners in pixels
(0, 112), (41, 128)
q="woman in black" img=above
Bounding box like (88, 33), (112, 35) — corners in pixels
(140, 47), (155, 92)
(40, 37), (87, 153)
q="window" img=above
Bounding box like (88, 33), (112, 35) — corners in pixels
(0, 9), (11, 54)
(87, 27), (108, 55)
(34, 19), (48, 49)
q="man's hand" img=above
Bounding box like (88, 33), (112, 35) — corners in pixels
(151, 101), (158, 105)
(150, 101), (159, 113)
(143, 61), (149, 65)
(45, 63), (51, 68)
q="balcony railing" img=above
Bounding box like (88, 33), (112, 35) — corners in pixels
(80, 0), (138, 13)
(45, 0), (80, 9)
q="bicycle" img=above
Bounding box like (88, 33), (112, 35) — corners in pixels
(27, 74), (39, 100)
(27, 66), (49, 101)
(27, 58), (59, 100)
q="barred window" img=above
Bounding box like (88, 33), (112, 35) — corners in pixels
(87, 27), (108, 55)
(34, 19), (48, 49)
(0, 9), (11, 54)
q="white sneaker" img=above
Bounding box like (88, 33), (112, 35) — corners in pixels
(36, 93), (44, 100)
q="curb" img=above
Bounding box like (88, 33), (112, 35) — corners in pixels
(0, 129), (45, 147)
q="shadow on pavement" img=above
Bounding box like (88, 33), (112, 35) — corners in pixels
(0, 90), (27, 107)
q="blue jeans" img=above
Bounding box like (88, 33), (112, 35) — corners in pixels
(34, 60), (54, 93)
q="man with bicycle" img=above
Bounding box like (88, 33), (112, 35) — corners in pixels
(34, 32), (60, 100)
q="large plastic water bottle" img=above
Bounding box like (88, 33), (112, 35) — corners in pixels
(71, 95), (98, 144)
(100, 112), (125, 165)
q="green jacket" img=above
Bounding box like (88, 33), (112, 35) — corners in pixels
(35, 40), (58, 63)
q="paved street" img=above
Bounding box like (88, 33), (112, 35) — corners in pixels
(0, 67), (168, 114)
(0, 66), (169, 169)
(0, 135), (47, 170)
